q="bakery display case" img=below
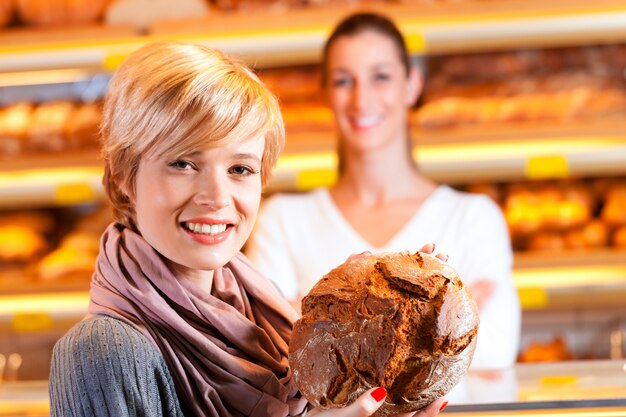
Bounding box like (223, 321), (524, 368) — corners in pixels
(2, 0), (626, 414)
(3, 359), (626, 416)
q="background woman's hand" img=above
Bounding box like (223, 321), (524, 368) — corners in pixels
(418, 243), (448, 263)
(307, 387), (447, 417)
(346, 245), (449, 264)
(468, 278), (496, 311)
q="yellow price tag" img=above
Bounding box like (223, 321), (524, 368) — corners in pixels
(517, 287), (548, 309)
(296, 169), (337, 191)
(103, 53), (128, 71)
(405, 33), (426, 54)
(55, 183), (95, 205)
(540, 375), (578, 386)
(525, 155), (569, 179)
(12, 312), (54, 333)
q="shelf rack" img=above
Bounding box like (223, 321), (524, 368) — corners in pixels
(1, 1), (626, 321)
(1, 1), (626, 72)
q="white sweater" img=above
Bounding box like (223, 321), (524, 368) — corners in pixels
(247, 185), (521, 370)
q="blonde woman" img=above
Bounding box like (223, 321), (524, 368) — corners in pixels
(48, 41), (446, 417)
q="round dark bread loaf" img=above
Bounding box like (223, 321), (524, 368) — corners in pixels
(289, 251), (479, 417)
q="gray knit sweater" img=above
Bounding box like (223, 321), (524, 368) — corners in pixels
(49, 315), (186, 417)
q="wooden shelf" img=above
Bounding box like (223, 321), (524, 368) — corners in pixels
(1, 1), (626, 72)
(271, 117), (626, 191)
(1, 248), (625, 315)
(2, 118), (626, 207)
(514, 248), (626, 310)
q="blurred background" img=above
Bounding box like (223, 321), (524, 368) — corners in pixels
(1, 0), (626, 415)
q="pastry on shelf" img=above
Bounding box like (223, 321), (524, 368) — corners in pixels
(66, 102), (102, 149)
(526, 231), (565, 252)
(0, 225), (48, 264)
(0, 0), (13, 27)
(259, 66), (322, 104)
(562, 220), (609, 249)
(0, 210), (55, 235)
(518, 336), (573, 362)
(612, 225), (626, 248)
(601, 184), (626, 226)
(37, 205), (112, 281)
(545, 200), (590, 230)
(37, 243), (97, 281)
(281, 104), (334, 133)
(28, 100), (75, 152)
(0, 102), (33, 157)
(504, 202), (543, 236)
(16, 0), (109, 26)
(504, 181), (592, 237)
(213, 0), (305, 12)
(106, 0), (209, 31)
(37, 228), (101, 282)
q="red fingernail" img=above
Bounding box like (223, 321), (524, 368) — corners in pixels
(439, 400), (449, 412)
(371, 387), (386, 402)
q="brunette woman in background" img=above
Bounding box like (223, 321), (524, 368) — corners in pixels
(248, 12), (521, 371)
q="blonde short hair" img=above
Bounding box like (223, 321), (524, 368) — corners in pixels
(101, 41), (284, 230)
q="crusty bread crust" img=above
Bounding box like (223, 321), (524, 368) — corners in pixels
(289, 251), (479, 417)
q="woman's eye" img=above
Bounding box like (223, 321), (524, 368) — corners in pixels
(169, 160), (194, 170)
(332, 77), (352, 87)
(374, 73), (391, 82)
(230, 165), (258, 176)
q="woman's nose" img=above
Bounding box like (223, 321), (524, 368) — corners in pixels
(193, 172), (229, 209)
(350, 80), (370, 111)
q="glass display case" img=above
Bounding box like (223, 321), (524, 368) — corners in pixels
(2, 1), (626, 415)
(2, 360), (626, 416)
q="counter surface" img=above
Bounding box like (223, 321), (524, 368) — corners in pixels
(3, 360), (626, 416)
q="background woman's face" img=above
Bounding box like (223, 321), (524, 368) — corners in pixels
(325, 30), (416, 155)
(132, 135), (265, 273)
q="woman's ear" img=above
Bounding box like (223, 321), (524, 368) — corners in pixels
(120, 178), (135, 204)
(107, 162), (134, 204)
(406, 66), (423, 107)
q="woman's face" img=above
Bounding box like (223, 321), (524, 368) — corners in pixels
(132, 134), (264, 274)
(325, 30), (420, 154)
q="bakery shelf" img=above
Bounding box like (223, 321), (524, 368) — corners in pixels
(269, 118), (626, 192)
(514, 248), (626, 310)
(4, 360), (626, 417)
(0, 166), (104, 209)
(2, 117), (626, 207)
(2, 1), (626, 72)
(1, 248), (625, 316)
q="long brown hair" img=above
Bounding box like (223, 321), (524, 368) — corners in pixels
(321, 12), (415, 174)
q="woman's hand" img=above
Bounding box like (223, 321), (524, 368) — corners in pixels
(418, 243), (448, 263)
(346, 244), (448, 264)
(469, 278), (496, 311)
(308, 387), (448, 417)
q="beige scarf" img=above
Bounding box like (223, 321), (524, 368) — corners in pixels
(89, 224), (307, 417)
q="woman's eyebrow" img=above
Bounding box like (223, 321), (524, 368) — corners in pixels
(233, 153), (262, 163)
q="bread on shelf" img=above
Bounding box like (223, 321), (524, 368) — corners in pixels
(28, 100), (75, 152)
(0, 102), (33, 157)
(16, 0), (109, 26)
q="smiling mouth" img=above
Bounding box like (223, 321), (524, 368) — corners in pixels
(182, 222), (229, 235)
(352, 115), (383, 129)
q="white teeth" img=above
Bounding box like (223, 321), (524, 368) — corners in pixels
(354, 115), (382, 128)
(185, 222), (227, 235)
